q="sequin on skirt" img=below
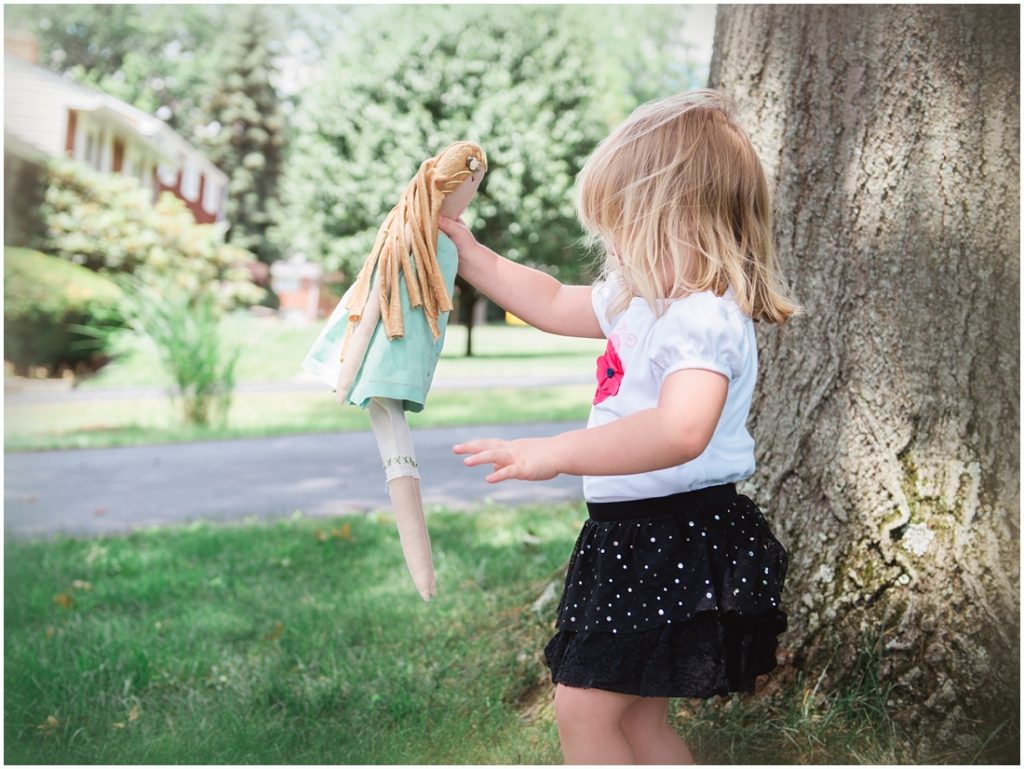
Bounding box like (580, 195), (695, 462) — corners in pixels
(543, 482), (789, 698)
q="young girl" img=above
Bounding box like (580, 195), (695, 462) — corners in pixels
(439, 89), (801, 765)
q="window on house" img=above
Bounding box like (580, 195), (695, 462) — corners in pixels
(97, 130), (109, 172)
(181, 160), (200, 201)
(84, 132), (97, 169)
(139, 161), (152, 189)
(202, 177), (219, 214)
(157, 162), (178, 187)
(274, 277), (300, 293)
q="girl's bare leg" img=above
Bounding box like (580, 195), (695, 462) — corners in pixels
(620, 696), (696, 764)
(554, 684), (640, 764)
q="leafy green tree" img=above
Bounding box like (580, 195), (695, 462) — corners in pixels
(8, 4), (350, 136)
(8, 4), (144, 74)
(276, 4), (696, 355)
(200, 5), (287, 264)
(7, 4), (223, 134)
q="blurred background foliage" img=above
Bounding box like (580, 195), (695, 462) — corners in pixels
(8, 3), (701, 279)
(5, 3), (705, 373)
(201, 6), (288, 264)
(275, 3), (699, 285)
(3, 247), (124, 375)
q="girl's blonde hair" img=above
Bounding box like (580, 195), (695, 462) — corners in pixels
(576, 89), (803, 324)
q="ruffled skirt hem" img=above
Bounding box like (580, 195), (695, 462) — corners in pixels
(543, 606), (788, 698)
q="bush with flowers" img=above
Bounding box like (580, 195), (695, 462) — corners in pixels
(38, 158), (264, 309)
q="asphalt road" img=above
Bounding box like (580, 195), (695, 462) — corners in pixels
(4, 422), (588, 540)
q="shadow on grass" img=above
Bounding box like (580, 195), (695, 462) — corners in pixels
(2, 504), (581, 764)
(7, 505), (1009, 765)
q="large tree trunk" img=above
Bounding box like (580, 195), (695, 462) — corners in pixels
(710, 4), (1018, 761)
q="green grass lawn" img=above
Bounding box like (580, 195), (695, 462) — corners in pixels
(74, 314), (606, 389)
(5, 503), (972, 765)
(4, 385), (593, 452)
(5, 316), (602, 452)
(4, 503), (583, 764)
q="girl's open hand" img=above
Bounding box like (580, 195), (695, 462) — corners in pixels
(453, 437), (559, 483)
(438, 215), (478, 254)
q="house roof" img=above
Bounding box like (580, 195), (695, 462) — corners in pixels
(4, 53), (227, 184)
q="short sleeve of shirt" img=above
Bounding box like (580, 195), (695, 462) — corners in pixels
(650, 295), (743, 383)
(590, 272), (625, 338)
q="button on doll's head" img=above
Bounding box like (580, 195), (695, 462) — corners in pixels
(435, 141), (488, 218)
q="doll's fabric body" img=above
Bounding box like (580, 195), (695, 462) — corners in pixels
(299, 140), (485, 603)
(302, 232), (459, 412)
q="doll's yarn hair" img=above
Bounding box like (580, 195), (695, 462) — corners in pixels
(340, 141), (488, 360)
(576, 88), (802, 324)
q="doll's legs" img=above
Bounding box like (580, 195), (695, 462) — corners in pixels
(367, 396), (420, 483)
(553, 684), (639, 764)
(620, 696), (696, 764)
(367, 396), (437, 600)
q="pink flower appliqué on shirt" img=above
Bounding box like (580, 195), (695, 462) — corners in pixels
(593, 339), (625, 405)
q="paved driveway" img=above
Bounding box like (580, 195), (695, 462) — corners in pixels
(4, 422), (587, 540)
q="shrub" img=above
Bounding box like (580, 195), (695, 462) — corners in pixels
(3, 246), (125, 375)
(39, 158), (265, 309)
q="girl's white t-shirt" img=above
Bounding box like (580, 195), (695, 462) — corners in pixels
(584, 273), (757, 503)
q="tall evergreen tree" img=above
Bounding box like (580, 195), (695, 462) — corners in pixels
(201, 6), (286, 264)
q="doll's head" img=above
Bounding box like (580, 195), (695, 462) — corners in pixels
(433, 141), (488, 216)
(345, 141), (487, 346)
(576, 89), (801, 324)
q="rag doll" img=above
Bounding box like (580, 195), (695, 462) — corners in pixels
(302, 141), (487, 601)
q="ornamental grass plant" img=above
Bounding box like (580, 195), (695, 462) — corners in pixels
(76, 275), (241, 427)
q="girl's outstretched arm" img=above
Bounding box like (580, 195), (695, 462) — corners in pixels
(454, 368), (729, 482)
(439, 215), (603, 339)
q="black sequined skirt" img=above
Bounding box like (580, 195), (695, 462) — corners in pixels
(543, 482), (789, 698)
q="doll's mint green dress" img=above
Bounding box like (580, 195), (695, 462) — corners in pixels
(301, 232), (458, 413)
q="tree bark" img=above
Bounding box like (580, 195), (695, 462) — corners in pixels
(710, 4), (1019, 760)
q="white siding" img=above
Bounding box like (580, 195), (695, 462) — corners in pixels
(3, 54), (76, 157)
(5, 53), (226, 216)
(180, 159), (199, 201)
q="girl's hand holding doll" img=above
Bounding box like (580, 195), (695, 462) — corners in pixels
(438, 215), (603, 339)
(438, 215), (481, 261)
